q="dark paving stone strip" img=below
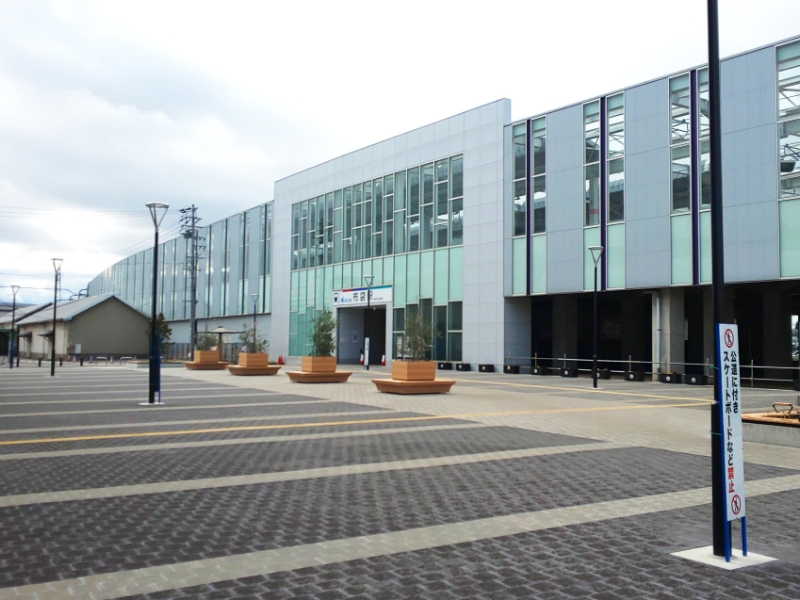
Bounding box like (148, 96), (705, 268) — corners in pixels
(0, 446), (791, 589)
(0, 418), (475, 454)
(124, 489), (800, 600)
(0, 400), (377, 431)
(0, 410), (391, 446)
(0, 397), (286, 415)
(0, 426), (585, 493)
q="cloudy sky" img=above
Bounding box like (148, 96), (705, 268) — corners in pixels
(1, 0), (798, 306)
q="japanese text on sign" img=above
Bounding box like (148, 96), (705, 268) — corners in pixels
(718, 324), (746, 521)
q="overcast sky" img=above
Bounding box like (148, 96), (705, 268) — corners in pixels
(1, 0), (798, 306)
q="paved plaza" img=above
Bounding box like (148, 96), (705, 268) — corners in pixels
(0, 363), (799, 599)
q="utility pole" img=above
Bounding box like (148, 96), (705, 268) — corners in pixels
(180, 205), (203, 361)
(707, 0), (727, 557)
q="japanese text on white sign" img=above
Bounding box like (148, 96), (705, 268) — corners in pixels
(718, 324), (746, 521)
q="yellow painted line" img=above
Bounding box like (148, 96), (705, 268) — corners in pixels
(454, 377), (715, 403)
(0, 402), (711, 447)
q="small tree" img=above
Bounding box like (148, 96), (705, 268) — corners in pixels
(146, 312), (172, 355)
(310, 308), (336, 357)
(239, 324), (268, 353)
(401, 313), (433, 361)
(195, 333), (216, 351)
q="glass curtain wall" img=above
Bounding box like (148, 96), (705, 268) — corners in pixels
(778, 41), (800, 276)
(606, 93), (625, 289)
(289, 155), (464, 359)
(669, 73), (693, 284)
(698, 68), (713, 282)
(511, 124), (527, 295)
(530, 117), (546, 293)
(583, 101), (601, 290)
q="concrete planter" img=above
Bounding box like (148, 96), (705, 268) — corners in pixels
(391, 361), (436, 381)
(743, 415), (800, 448)
(301, 356), (337, 373)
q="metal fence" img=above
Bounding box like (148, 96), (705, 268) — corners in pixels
(505, 354), (800, 388)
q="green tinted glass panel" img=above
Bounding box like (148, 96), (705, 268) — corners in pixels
(420, 251), (434, 298)
(583, 227), (601, 290)
(700, 211), (712, 283)
(406, 252), (419, 303)
(352, 262), (362, 290)
(333, 265), (342, 291)
(531, 235), (546, 294)
(449, 246), (463, 301)
(434, 249), (448, 304)
(512, 237), (526, 295)
(342, 262), (351, 289)
(323, 266), (333, 309)
(372, 258), (383, 286)
(383, 256), (394, 285)
(315, 267), (324, 307)
(290, 271), (299, 311)
(780, 199), (800, 277)
(394, 254), (407, 304)
(670, 214), (692, 285)
(606, 223), (625, 289)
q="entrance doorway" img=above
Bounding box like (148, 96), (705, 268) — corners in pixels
(336, 306), (387, 365)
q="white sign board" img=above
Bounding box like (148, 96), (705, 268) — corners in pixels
(718, 324), (745, 521)
(333, 285), (392, 307)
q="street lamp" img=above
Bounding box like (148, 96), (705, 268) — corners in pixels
(8, 285), (19, 369)
(589, 246), (604, 389)
(363, 274), (374, 370)
(50, 259), (62, 377)
(146, 202), (168, 405)
(250, 293), (258, 353)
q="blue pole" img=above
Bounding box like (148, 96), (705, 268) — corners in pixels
(741, 517), (747, 556)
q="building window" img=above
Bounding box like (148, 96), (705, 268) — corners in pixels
(584, 101), (601, 226)
(607, 93), (624, 223)
(289, 154), (464, 272)
(512, 123), (527, 237)
(531, 117), (546, 234)
(778, 41), (800, 199)
(697, 69), (712, 210)
(670, 74), (692, 213)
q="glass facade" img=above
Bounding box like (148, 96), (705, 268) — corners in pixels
(583, 101), (601, 226)
(291, 155), (463, 270)
(670, 74), (692, 214)
(86, 203), (274, 320)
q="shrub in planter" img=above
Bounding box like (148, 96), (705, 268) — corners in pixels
(237, 325), (269, 366)
(393, 313), (435, 381)
(303, 309), (337, 373)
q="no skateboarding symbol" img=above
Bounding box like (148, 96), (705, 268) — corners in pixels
(725, 329), (735, 348)
(731, 494), (742, 516)
(724, 328), (735, 349)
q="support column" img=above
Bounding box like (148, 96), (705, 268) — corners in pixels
(651, 288), (686, 378)
(504, 297), (531, 367)
(553, 295), (578, 369)
(762, 287), (792, 373)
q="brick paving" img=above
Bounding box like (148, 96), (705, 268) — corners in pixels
(0, 362), (798, 599)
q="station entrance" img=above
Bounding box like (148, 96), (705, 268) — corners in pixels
(336, 306), (387, 366)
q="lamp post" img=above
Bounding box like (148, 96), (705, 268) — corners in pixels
(250, 293), (258, 352)
(589, 246), (604, 389)
(8, 285), (19, 369)
(146, 203), (169, 405)
(50, 259), (62, 376)
(363, 274), (374, 370)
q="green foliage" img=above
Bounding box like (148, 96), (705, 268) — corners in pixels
(239, 324), (268, 353)
(195, 333), (216, 351)
(401, 313), (433, 361)
(146, 313), (172, 354)
(310, 308), (336, 357)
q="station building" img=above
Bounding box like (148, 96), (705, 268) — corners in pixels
(87, 36), (800, 377)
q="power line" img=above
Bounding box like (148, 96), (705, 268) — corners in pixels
(0, 205), (149, 214)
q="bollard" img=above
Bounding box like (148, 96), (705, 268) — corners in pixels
(80, 357), (84, 366)
(59, 358), (63, 367)
(38, 358), (42, 367)
(15, 357), (19, 367)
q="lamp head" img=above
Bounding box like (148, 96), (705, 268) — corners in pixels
(51, 258), (63, 272)
(364, 275), (374, 287)
(11, 284), (20, 294)
(146, 203), (169, 228)
(250, 293), (258, 304)
(589, 246), (604, 265)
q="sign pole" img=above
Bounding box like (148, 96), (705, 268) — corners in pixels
(706, 0), (728, 557)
